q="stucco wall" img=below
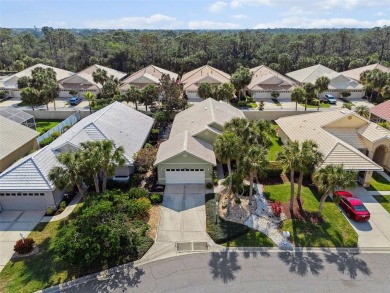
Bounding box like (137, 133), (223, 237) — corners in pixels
(24, 110), (90, 120)
(0, 138), (38, 172)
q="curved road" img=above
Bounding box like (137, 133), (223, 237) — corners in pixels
(61, 250), (390, 292)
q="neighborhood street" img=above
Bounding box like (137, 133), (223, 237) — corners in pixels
(60, 250), (390, 292)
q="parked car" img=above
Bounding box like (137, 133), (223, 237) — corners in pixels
(333, 190), (353, 198)
(321, 94), (337, 104)
(69, 97), (82, 105)
(339, 196), (370, 221)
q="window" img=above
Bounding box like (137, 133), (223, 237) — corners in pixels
(0, 193), (4, 196)
(200, 169), (204, 171)
(195, 169), (199, 171)
(17, 193), (21, 196)
(166, 169), (170, 171)
(11, 193), (16, 196)
(6, 193), (10, 196)
(181, 169), (185, 171)
(176, 169), (180, 171)
(40, 193), (44, 196)
(190, 169), (194, 171)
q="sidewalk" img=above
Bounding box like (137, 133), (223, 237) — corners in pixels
(40, 192), (83, 223)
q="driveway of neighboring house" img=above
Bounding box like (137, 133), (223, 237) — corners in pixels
(156, 185), (212, 243)
(0, 210), (45, 272)
(343, 187), (390, 248)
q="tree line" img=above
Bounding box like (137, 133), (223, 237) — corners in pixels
(0, 27), (389, 76)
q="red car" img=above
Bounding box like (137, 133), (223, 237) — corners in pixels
(333, 190), (353, 198)
(339, 196), (370, 221)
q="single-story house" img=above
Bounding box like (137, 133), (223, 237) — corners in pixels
(248, 65), (296, 101)
(119, 65), (178, 92)
(154, 98), (245, 185)
(369, 99), (390, 129)
(58, 64), (127, 98)
(181, 65), (231, 103)
(276, 109), (390, 187)
(0, 64), (74, 98)
(286, 64), (364, 99)
(0, 116), (39, 173)
(0, 102), (154, 210)
(341, 63), (390, 82)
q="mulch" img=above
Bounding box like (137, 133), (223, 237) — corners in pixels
(281, 198), (324, 224)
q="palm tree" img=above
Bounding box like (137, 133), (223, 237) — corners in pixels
(122, 85), (141, 110)
(313, 164), (357, 216)
(296, 140), (323, 203)
(48, 151), (85, 196)
(242, 146), (269, 205)
(303, 83), (316, 111)
(277, 140), (301, 211)
(315, 76), (330, 111)
(291, 87), (306, 111)
(42, 79), (60, 110)
(96, 140), (126, 192)
(79, 141), (103, 193)
(214, 132), (241, 194)
(354, 105), (370, 118)
(84, 91), (96, 114)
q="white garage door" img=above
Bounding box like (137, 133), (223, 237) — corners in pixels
(165, 168), (205, 184)
(0, 192), (47, 210)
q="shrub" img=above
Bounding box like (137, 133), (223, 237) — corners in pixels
(265, 161), (283, 177)
(378, 121), (388, 129)
(14, 238), (35, 254)
(271, 201), (282, 217)
(46, 206), (55, 216)
(150, 193), (163, 204)
(246, 96), (254, 102)
(129, 187), (149, 199)
(151, 129), (160, 134)
(106, 179), (129, 191)
(129, 173), (142, 188)
(58, 201), (67, 211)
(51, 131), (61, 139)
(234, 197), (241, 204)
(135, 197), (152, 217)
(62, 125), (71, 131)
(213, 178), (219, 186)
(140, 224), (150, 237)
(340, 90), (351, 98)
(206, 182), (213, 189)
(237, 100), (247, 107)
(271, 91), (280, 99)
(39, 136), (54, 147)
(133, 146), (158, 172)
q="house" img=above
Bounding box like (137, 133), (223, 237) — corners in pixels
(341, 63), (390, 82)
(120, 65), (178, 92)
(248, 65), (296, 101)
(369, 100), (390, 129)
(0, 116), (39, 173)
(58, 64), (127, 98)
(0, 64), (74, 98)
(181, 65), (231, 102)
(154, 98), (245, 184)
(0, 102), (154, 210)
(276, 110), (390, 187)
(286, 64), (364, 99)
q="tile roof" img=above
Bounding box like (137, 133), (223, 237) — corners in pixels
(181, 65), (230, 91)
(287, 64), (336, 84)
(0, 102), (154, 190)
(341, 63), (390, 81)
(155, 98), (244, 166)
(120, 65), (178, 90)
(276, 110), (385, 171)
(369, 100), (390, 122)
(0, 116), (39, 161)
(1, 64), (74, 89)
(248, 65), (296, 91)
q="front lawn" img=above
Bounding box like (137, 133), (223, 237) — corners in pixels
(373, 195), (390, 214)
(223, 231), (275, 247)
(35, 120), (61, 135)
(300, 103), (330, 109)
(0, 193), (154, 293)
(366, 172), (390, 191)
(268, 135), (283, 161)
(264, 183), (358, 247)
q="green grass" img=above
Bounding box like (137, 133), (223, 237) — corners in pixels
(268, 135), (283, 161)
(223, 231), (275, 247)
(366, 172), (390, 191)
(35, 120), (61, 135)
(300, 103), (330, 108)
(263, 183), (358, 247)
(0, 203), (153, 293)
(373, 195), (390, 214)
(247, 102), (258, 109)
(271, 98), (281, 106)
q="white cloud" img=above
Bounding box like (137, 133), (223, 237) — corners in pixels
(188, 20), (241, 29)
(230, 0), (271, 8)
(84, 14), (178, 29)
(253, 17), (390, 29)
(231, 14), (250, 20)
(208, 1), (228, 13)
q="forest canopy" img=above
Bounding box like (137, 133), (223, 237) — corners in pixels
(0, 27), (389, 75)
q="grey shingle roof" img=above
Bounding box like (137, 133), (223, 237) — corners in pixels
(0, 102), (154, 191)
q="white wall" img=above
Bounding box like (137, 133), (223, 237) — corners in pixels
(252, 91), (292, 101)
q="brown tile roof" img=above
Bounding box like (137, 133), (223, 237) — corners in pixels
(181, 65), (230, 91)
(248, 65), (296, 91)
(341, 63), (390, 81)
(369, 100), (390, 122)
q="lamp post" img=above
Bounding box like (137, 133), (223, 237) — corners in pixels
(19, 232), (25, 243)
(215, 200), (219, 224)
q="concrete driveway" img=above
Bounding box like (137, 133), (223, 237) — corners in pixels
(0, 210), (45, 272)
(342, 187), (390, 248)
(156, 185), (212, 243)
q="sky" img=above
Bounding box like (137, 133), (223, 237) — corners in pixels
(0, 0), (390, 29)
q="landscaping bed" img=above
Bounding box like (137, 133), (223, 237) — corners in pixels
(263, 183), (358, 247)
(366, 172), (390, 191)
(300, 103), (330, 108)
(35, 120), (61, 135)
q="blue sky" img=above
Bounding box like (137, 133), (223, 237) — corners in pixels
(1, 0), (390, 29)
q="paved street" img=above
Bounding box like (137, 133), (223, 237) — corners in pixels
(61, 250), (390, 292)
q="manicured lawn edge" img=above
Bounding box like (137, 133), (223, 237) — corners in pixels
(366, 172), (390, 191)
(373, 195), (390, 214)
(300, 103), (330, 108)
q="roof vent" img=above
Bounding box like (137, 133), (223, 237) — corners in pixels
(340, 110), (346, 114)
